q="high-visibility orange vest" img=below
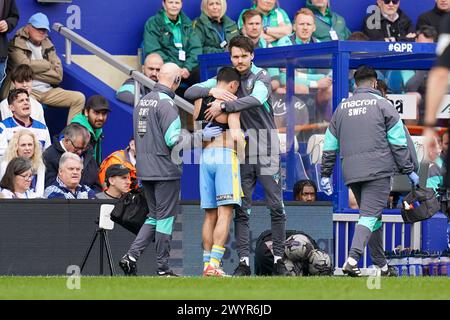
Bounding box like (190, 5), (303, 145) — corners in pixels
(98, 149), (137, 191)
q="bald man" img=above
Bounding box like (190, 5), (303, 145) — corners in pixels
(119, 63), (221, 276)
(116, 53), (164, 106)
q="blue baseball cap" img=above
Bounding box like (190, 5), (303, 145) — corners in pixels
(28, 12), (50, 31)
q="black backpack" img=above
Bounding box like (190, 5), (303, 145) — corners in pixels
(254, 229), (318, 276)
(401, 186), (440, 224)
(110, 188), (148, 234)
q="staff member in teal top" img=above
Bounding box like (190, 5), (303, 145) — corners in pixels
(143, 0), (202, 86)
(193, 0), (240, 54)
(237, 0), (292, 47)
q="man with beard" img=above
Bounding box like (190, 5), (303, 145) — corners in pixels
(116, 53), (164, 106)
(71, 95), (110, 165)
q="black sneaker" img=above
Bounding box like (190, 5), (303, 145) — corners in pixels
(157, 270), (179, 277)
(232, 261), (251, 276)
(273, 260), (291, 276)
(381, 266), (398, 277)
(342, 261), (361, 277)
(119, 254), (137, 276)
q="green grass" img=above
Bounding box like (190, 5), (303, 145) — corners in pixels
(0, 276), (449, 300)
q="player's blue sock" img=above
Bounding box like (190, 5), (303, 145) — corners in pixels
(210, 245), (225, 268)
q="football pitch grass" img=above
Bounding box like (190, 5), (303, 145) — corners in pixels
(0, 276), (449, 300)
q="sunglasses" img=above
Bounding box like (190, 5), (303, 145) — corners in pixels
(382, 0), (400, 4)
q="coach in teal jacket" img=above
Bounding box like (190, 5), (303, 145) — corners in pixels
(321, 66), (417, 278)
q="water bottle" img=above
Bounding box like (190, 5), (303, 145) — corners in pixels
(400, 251), (409, 277)
(430, 253), (440, 276)
(422, 252), (431, 276)
(409, 250), (422, 277)
(439, 250), (450, 276)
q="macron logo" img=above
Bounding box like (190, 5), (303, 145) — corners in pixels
(388, 43), (413, 53)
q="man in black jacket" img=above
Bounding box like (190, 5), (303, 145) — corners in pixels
(43, 123), (102, 192)
(417, 0), (450, 34)
(363, 0), (416, 42)
(0, 0), (19, 87)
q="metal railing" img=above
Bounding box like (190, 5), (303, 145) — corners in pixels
(333, 213), (421, 274)
(52, 23), (194, 114)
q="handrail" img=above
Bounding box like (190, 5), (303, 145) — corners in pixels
(52, 23), (194, 114)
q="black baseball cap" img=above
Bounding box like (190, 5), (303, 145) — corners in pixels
(105, 164), (130, 181)
(85, 95), (110, 112)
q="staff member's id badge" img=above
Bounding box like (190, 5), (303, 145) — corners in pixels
(179, 50), (186, 61)
(329, 29), (338, 40)
(220, 40), (227, 48)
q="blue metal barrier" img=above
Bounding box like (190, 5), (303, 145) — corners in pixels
(198, 40), (437, 212)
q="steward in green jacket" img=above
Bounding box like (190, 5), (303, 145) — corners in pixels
(193, 12), (240, 54)
(306, 0), (351, 42)
(143, 8), (202, 72)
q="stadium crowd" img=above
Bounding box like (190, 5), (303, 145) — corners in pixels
(0, 0), (449, 277)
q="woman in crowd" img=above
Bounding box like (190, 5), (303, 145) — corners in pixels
(0, 129), (45, 197)
(0, 157), (38, 199)
(193, 0), (240, 54)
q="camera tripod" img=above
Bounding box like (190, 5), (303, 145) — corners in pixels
(80, 219), (116, 275)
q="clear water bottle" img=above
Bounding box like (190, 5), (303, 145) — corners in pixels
(400, 251), (409, 277)
(409, 250), (422, 277)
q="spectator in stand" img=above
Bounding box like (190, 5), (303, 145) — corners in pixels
(71, 95), (109, 165)
(96, 164), (131, 200)
(193, 0), (240, 54)
(288, 8), (320, 45)
(44, 152), (96, 199)
(237, 0), (292, 47)
(2, 13), (84, 124)
(0, 156), (38, 198)
(98, 137), (137, 191)
(143, 0), (202, 88)
(0, 129), (45, 197)
(116, 53), (164, 106)
(363, 0), (416, 42)
(417, 0), (450, 35)
(306, 0), (351, 41)
(293, 179), (317, 202)
(0, 0), (19, 88)
(384, 26), (438, 123)
(0, 64), (45, 124)
(0, 88), (50, 157)
(280, 9), (332, 100)
(241, 10), (290, 91)
(43, 123), (101, 192)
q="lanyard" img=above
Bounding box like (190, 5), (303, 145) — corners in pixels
(315, 14), (333, 29)
(211, 23), (225, 43)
